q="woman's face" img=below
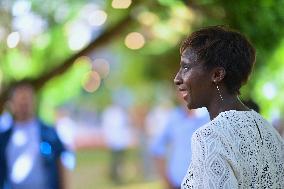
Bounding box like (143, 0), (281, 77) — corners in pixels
(174, 48), (213, 109)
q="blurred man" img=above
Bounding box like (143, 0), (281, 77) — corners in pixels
(273, 118), (284, 138)
(0, 81), (67, 189)
(150, 105), (209, 189)
(101, 102), (133, 184)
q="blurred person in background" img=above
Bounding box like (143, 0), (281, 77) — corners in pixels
(101, 101), (133, 184)
(54, 106), (77, 182)
(150, 93), (209, 189)
(143, 100), (173, 181)
(129, 103), (153, 180)
(55, 107), (76, 151)
(273, 117), (284, 138)
(0, 81), (68, 189)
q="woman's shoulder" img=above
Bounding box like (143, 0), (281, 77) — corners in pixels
(192, 117), (222, 142)
(192, 110), (256, 143)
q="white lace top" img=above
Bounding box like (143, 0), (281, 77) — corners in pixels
(182, 110), (284, 189)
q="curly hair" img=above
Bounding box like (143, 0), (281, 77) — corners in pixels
(180, 25), (256, 94)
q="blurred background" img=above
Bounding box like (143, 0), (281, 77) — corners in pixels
(0, 0), (284, 188)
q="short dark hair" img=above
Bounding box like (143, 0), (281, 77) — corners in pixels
(243, 99), (260, 113)
(180, 25), (256, 94)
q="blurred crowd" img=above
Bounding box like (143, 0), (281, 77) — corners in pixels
(1, 83), (284, 189)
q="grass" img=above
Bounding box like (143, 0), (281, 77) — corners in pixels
(69, 149), (162, 189)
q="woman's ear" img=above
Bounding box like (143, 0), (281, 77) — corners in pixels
(211, 67), (226, 83)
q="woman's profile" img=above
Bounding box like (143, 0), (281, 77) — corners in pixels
(174, 26), (284, 188)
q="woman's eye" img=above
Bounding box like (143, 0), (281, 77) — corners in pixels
(182, 65), (190, 71)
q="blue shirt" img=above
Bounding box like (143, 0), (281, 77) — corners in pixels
(6, 119), (47, 189)
(151, 107), (209, 187)
(0, 117), (66, 189)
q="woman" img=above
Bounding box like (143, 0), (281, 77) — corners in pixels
(174, 26), (284, 188)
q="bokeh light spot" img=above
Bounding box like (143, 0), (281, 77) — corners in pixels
(74, 56), (93, 70)
(93, 58), (110, 78)
(61, 152), (76, 170)
(263, 82), (277, 100)
(137, 12), (159, 26)
(11, 154), (33, 183)
(88, 10), (107, 26)
(40, 142), (52, 155)
(67, 22), (92, 51)
(112, 0), (132, 9)
(125, 32), (145, 50)
(7, 32), (20, 48)
(82, 71), (101, 93)
(12, 130), (27, 146)
(12, 0), (31, 16)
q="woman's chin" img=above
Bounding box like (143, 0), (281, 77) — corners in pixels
(187, 101), (201, 110)
(186, 101), (193, 109)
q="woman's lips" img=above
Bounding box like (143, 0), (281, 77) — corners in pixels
(179, 89), (188, 100)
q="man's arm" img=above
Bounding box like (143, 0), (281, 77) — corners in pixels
(57, 159), (68, 189)
(150, 121), (174, 189)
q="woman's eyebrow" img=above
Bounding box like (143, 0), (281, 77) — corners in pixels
(181, 57), (191, 64)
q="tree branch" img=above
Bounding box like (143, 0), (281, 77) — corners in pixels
(32, 14), (133, 90)
(0, 10), (135, 112)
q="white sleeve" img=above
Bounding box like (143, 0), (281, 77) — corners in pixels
(182, 131), (238, 189)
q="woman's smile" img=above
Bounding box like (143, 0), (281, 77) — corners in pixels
(178, 87), (189, 100)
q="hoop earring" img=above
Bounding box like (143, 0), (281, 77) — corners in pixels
(216, 85), (224, 101)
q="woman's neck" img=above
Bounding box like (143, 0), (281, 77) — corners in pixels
(207, 93), (249, 120)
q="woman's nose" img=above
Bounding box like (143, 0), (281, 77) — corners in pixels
(174, 71), (182, 85)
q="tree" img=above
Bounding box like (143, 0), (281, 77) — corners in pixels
(1, 0), (284, 120)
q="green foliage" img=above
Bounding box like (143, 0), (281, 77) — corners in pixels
(3, 49), (32, 80)
(1, 0), (284, 121)
(38, 57), (91, 122)
(252, 40), (284, 118)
